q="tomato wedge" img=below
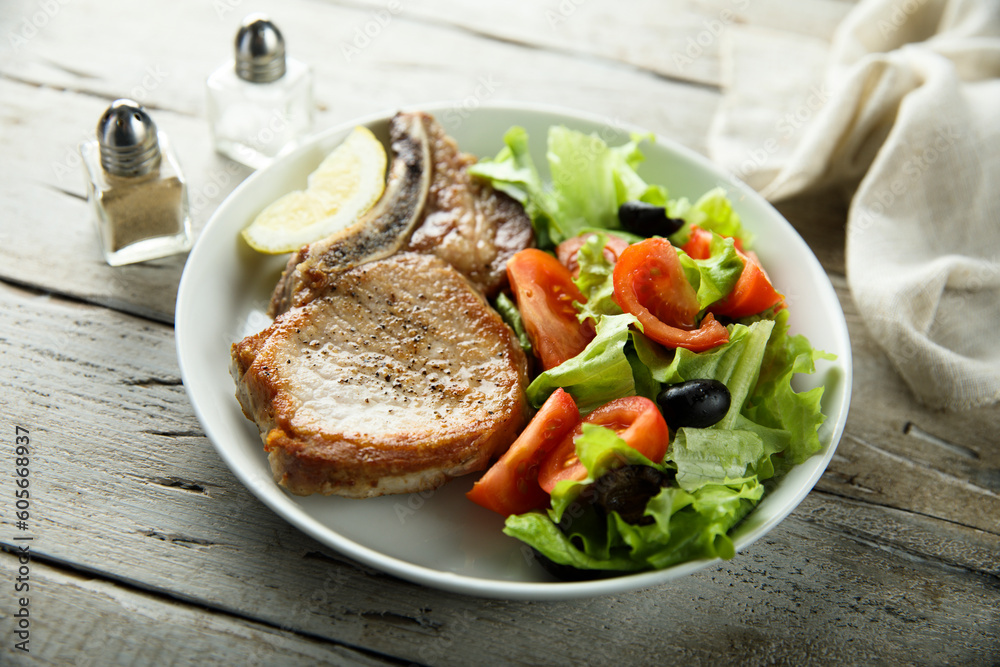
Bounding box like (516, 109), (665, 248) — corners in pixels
(681, 226), (781, 318)
(680, 225), (713, 260)
(507, 249), (596, 371)
(466, 389), (581, 516)
(710, 249), (785, 318)
(681, 224), (743, 260)
(555, 232), (631, 277)
(538, 396), (670, 494)
(612, 238), (729, 352)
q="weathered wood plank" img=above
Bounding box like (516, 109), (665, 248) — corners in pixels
(0, 553), (396, 667)
(770, 186), (1000, 533)
(0, 80), (243, 324)
(0, 0), (722, 323)
(327, 0), (856, 88)
(1, 0), (724, 130)
(4, 0), (997, 664)
(773, 187), (850, 277)
(795, 491), (999, 578)
(817, 272), (1000, 535)
(1, 274), (998, 665)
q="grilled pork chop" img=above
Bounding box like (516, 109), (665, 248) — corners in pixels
(404, 114), (534, 298)
(268, 111), (533, 317)
(269, 112), (432, 317)
(232, 253), (531, 498)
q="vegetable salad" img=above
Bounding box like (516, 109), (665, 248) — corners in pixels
(466, 125), (834, 575)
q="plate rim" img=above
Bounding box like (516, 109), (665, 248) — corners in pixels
(175, 100), (853, 600)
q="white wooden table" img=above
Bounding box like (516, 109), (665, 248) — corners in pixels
(2, 1), (998, 664)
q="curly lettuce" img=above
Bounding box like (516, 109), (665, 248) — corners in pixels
(475, 125), (833, 574)
(505, 313), (832, 572)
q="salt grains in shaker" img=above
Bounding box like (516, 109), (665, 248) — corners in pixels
(206, 14), (313, 169)
(80, 100), (192, 266)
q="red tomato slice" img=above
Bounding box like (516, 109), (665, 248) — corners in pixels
(680, 227), (780, 318)
(680, 225), (714, 260)
(682, 225), (745, 260)
(467, 389), (581, 516)
(538, 396), (670, 494)
(507, 249), (596, 371)
(556, 233), (631, 277)
(710, 249), (785, 319)
(612, 238), (729, 352)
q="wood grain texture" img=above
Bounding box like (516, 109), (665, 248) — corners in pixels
(328, 0), (855, 88)
(4, 0), (1000, 664)
(817, 277), (1000, 538)
(0, 0), (719, 324)
(0, 554), (394, 667)
(0, 277), (996, 666)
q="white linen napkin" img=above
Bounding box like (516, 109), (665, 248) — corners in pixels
(708, 0), (1000, 410)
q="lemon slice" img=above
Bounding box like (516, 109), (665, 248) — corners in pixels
(242, 126), (387, 253)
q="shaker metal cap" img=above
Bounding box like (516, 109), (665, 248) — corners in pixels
(235, 14), (286, 83)
(97, 99), (161, 177)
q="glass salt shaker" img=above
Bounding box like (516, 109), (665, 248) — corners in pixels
(79, 99), (192, 267)
(206, 14), (314, 169)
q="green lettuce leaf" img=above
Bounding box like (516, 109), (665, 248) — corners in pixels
(526, 314), (637, 414)
(572, 232), (623, 323)
(467, 126), (560, 248)
(504, 424), (766, 571)
(632, 319), (775, 431)
(505, 511), (642, 572)
(470, 125), (662, 247)
(668, 428), (770, 491)
(547, 126), (654, 240)
(626, 344), (659, 403)
(643, 481), (763, 568)
(676, 233), (744, 310)
(492, 292), (532, 354)
(743, 309), (836, 464)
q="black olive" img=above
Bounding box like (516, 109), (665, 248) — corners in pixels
(617, 200), (684, 238)
(656, 378), (731, 429)
(591, 465), (674, 525)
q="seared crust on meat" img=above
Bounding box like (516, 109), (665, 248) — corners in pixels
(241, 111), (536, 497)
(268, 113), (432, 318)
(405, 114), (534, 297)
(268, 111), (534, 317)
(232, 253), (531, 497)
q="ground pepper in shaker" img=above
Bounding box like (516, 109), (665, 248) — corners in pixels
(79, 99), (193, 267)
(206, 14), (313, 169)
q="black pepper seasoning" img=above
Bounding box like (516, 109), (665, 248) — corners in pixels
(80, 99), (192, 266)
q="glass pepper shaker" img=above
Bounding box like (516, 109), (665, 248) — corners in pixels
(79, 99), (192, 267)
(206, 14), (314, 169)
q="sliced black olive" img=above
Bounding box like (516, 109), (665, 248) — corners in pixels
(617, 200), (684, 238)
(656, 378), (731, 429)
(591, 465), (674, 525)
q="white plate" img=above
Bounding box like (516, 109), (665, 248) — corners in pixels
(175, 101), (852, 600)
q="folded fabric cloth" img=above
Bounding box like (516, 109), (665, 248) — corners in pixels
(709, 0), (1000, 410)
